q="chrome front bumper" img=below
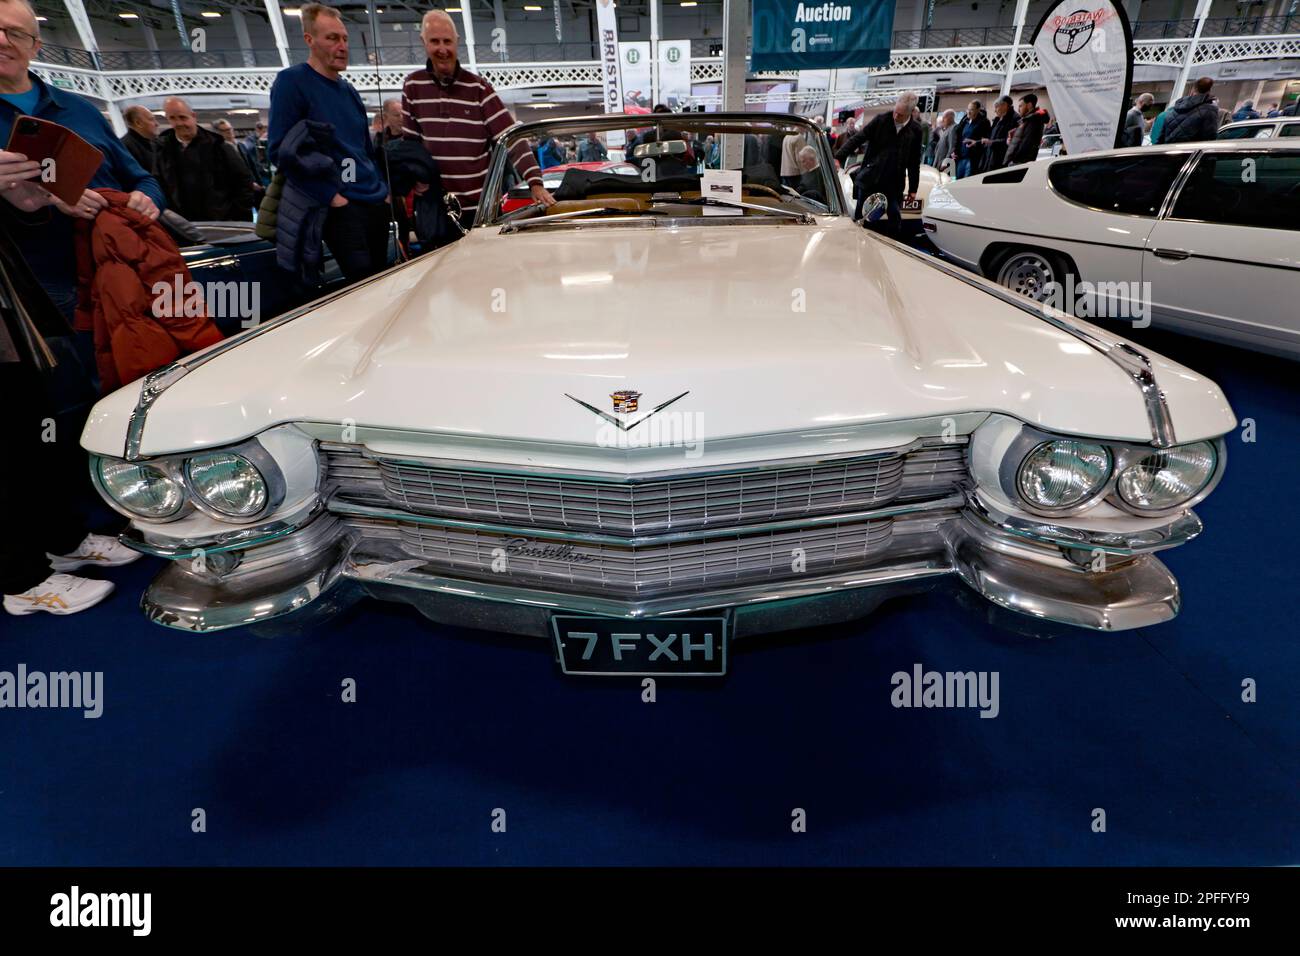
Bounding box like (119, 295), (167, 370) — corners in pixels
(128, 496), (1195, 637)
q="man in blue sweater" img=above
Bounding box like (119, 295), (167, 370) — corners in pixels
(269, 3), (390, 285)
(0, 0), (163, 322)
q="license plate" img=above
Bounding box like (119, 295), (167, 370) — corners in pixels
(901, 198), (923, 213)
(551, 616), (728, 677)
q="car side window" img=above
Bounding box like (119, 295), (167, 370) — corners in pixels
(1170, 151), (1300, 232)
(1047, 154), (1188, 216)
(1280, 124), (1300, 138)
(1217, 126), (1258, 139)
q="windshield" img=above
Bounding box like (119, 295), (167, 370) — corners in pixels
(479, 114), (844, 226)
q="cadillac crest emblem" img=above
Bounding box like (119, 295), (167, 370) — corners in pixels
(610, 390), (642, 413)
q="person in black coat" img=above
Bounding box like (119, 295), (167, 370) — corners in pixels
(833, 93), (924, 234)
(981, 96), (1019, 172)
(155, 97), (255, 222)
(1161, 77), (1223, 144)
(952, 100), (991, 178)
(1004, 94), (1050, 166)
(119, 105), (159, 175)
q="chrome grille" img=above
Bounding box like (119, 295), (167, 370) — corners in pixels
(322, 440), (967, 535)
(390, 518), (895, 597)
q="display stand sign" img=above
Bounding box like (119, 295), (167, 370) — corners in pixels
(702, 169), (744, 216)
(659, 40), (693, 111)
(751, 0), (897, 71)
(1030, 0), (1134, 155)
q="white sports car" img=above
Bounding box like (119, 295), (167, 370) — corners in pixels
(82, 114), (1236, 677)
(922, 140), (1300, 359)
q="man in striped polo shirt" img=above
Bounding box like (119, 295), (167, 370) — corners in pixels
(401, 10), (554, 230)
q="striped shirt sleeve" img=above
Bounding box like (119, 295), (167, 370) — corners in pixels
(481, 80), (541, 186)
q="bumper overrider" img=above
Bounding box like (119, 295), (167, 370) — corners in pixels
(115, 440), (1211, 638)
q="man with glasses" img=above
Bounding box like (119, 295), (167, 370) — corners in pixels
(0, 0), (163, 321)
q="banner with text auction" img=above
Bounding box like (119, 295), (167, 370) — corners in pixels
(751, 0), (896, 71)
(595, 0), (625, 147)
(1030, 0), (1134, 155)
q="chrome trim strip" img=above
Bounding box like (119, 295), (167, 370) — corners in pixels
(968, 495), (1203, 555)
(345, 551), (953, 620)
(120, 500), (325, 558)
(328, 492), (966, 547)
(871, 229), (1178, 447)
(1157, 149), (1204, 220)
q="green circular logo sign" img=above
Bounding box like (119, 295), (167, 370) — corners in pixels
(626, 48), (640, 64)
(666, 46), (681, 63)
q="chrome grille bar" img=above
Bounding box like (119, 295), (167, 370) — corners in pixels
(321, 439), (968, 535)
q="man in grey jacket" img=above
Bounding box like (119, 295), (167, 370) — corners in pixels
(931, 110), (957, 173)
(1123, 92), (1154, 147)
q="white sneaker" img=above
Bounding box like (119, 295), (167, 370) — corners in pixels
(47, 533), (142, 572)
(4, 573), (115, 616)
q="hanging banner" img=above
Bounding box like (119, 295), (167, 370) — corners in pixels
(658, 40), (692, 110)
(595, 0), (626, 147)
(60, 0), (99, 54)
(751, 0), (896, 71)
(554, 0), (562, 42)
(1030, 0), (1134, 155)
(619, 41), (652, 111)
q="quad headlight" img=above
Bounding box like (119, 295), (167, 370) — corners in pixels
(92, 440), (286, 524)
(185, 452), (269, 518)
(1116, 441), (1217, 513)
(1015, 440), (1113, 512)
(97, 458), (186, 519)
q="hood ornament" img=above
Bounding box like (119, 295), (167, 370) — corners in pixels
(565, 390), (689, 432)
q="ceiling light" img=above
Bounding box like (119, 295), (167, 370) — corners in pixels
(118, 12), (139, 18)
(283, 7), (302, 15)
(523, 4), (543, 9)
(201, 11), (221, 17)
(445, 6), (462, 11)
(680, 1), (698, 5)
(35, 15), (48, 20)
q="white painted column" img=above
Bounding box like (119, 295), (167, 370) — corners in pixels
(1001, 0), (1030, 98)
(231, 8), (257, 68)
(721, 0), (748, 166)
(650, 0), (661, 105)
(460, 0), (479, 72)
(264, 0), (292, 68)
(1173, 0), (1213, 101)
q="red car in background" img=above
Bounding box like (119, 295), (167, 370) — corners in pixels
(501, 161), (640, 213)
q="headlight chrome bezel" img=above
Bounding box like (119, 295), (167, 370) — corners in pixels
(93, 458), (187, 521)
(91, 438), (287, 525)
(999, 426), (1226, 519)
(183, 442), (283, 522)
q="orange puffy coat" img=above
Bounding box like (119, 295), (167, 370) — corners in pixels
(75, 189), (222, 393)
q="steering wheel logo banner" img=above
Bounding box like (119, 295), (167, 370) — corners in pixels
(1053, 10), (1099, 54)
(1032, 0), (1134, 155)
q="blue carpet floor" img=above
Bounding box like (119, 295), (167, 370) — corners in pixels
(1, 324), (1296, 866)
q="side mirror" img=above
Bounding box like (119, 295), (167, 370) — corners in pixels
(864, 192), (889, 222)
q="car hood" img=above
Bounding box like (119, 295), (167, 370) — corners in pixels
(84, 219), (1235, 458)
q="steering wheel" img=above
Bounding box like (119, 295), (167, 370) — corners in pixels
(742, 183), (784, 200)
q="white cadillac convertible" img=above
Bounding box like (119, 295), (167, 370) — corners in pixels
(82, 114), (1236, 677)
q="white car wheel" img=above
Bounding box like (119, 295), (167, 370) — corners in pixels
(995, 250), (1061, 301)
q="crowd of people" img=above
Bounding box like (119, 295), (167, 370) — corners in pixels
(0, 1), (559, 618)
